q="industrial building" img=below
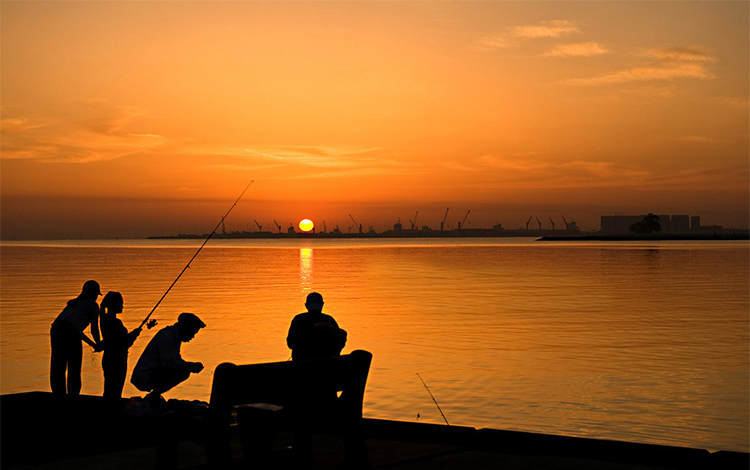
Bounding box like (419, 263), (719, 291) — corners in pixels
(600, 214), (707, 234)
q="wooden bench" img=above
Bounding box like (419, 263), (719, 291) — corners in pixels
(156, 349), (372, 469)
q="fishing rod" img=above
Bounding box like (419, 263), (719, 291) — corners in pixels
(417, 372), (450, 426)
(138, 181), (254, 329)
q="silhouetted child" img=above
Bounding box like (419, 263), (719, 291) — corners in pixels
(50, 280), (103, 397)
(286, 292), (347, 361)
(100, 291), (141, 402)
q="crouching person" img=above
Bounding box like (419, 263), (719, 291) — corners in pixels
(131, 312), (205, 408)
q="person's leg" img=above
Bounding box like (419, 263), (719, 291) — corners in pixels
(130, 369), (150, 393)
(66, 335), (83, 397)
(150, 368), (191, 396)
(111, 366), (127, 401)
(103, 357), (127, 401)
(49, 325), (67, 396)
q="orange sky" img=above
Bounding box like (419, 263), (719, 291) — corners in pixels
(2, 1), (748, 238)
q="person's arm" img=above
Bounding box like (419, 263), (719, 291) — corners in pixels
(99, 305), (107, 341)
(125, 327), (142, 349)
(286, 317), (299, 349)
(336, 328), (347, 351)
(75, 301), (102, 351)
(80, 332), (103, 351)
(89, 302), (101, 346)
(158, 330), (194, 374)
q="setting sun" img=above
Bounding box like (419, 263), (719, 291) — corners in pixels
(298, 219), (314, 233)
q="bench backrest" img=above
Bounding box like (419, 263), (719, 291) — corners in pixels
(208, 350), (372, 424)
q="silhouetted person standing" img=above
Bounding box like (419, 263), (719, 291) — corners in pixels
(100, 291), (141, 402)
(131, 313), (205, 404)
(287, 292), (347, 361)
(50, 280), (103, 397)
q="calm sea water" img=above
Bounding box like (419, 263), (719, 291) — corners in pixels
(1, 238), (748, 452)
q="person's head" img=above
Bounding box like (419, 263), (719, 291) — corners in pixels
(81, 280), (102, 300)
(101, 291), (123, 315)
(176, 312), (206, 342)
(305, 292), (324, 312)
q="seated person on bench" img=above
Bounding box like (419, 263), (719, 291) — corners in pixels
(131, 313), (206, 406)
(286, 292), (347, 361)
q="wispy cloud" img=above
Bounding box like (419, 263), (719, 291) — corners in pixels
(648, 166), (749, 190)
(189, 144), (423, 179)
(0, 117), (45, 132)
(569, 45), (716, 86)
(485, 155), (650, 184)
(717, 97), (750, 109)
(477, 154), (551, 172)
(645, 46), (716, 63)
(480, 20), (580, 49)
(570, 63), (714, 85)
(0, 102), (165, 162)
(77, 99), (145, 136)
(479, 35), (514, 50)
(545, 42), (608, 57)
(241, 145), (385, 168)
(508, 20), (580, 39)
(472, 153), (746, 190)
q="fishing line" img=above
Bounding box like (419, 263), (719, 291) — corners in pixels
(417, 372), (450, 426)
(138, 181), (254, 329)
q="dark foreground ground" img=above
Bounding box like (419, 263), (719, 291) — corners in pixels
(2, 392), (747, 470)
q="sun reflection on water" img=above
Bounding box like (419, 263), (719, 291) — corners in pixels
(299, 248), (313, 292)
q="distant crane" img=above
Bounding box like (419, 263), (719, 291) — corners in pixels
(549, 217), (555, 230)
(322, 220), (327, 233)
(253, 219), (262, 232)
(526, 216), (532, 230)
(458, 210), (470, 230)
(536, 217), (542, 230)
(441, 207), (450, 231)
(562, 216), (580, 232)
(349, 214), (363, 233)
(410, 211), (419, 230)
(273, 220), (282, 233)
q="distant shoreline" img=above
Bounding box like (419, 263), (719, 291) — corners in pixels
(148, 228), (565, 239)
(145, 229), (750, 241)
(538, 232), (750, 241)
(3, 231), (748, 243)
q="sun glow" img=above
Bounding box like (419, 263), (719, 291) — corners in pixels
(0, 2), (748, 240)
(299, 219), (314, 232)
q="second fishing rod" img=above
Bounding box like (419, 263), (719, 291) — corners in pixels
(138, 181), (254, 330)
